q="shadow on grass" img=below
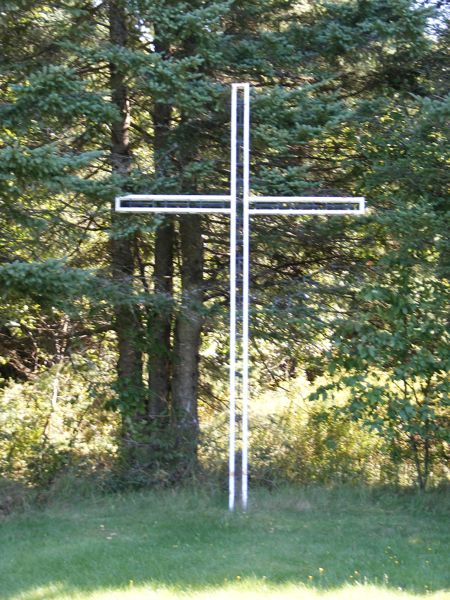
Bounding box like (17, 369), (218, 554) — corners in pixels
(1, 486), (449, 599)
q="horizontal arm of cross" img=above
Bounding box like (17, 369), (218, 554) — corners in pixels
(249, 196), (365, 215)
(115, 194), (232, 214)
(115, 195), (365, 216)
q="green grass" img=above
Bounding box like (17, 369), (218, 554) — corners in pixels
(0, 486), (449, 599)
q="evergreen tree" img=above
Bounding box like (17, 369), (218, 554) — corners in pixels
(0, 0), (447, 486)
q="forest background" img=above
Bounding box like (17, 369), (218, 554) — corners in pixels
(0, 0), (448, 502)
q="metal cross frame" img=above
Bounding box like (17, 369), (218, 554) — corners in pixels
(116, 83), (365, 511)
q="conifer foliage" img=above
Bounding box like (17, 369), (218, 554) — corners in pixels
(0, 0), (448, 488)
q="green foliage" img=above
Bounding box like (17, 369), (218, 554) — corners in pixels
(0, 0), (448, 488)
(0, 260), (97, 304)
(314, 266), (449, 490)
(311, 93), (450, 490)
(248, 407), (385, 487)
(0, 359), (118, 487)
(200, 386), (399, 488)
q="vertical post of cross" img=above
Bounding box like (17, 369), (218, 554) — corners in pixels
(229, 85), (237, 511)
(229, 83), (250, 511)
(242, 83), (250, 511)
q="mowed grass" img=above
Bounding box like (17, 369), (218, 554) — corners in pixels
(0, 485), (449, 600)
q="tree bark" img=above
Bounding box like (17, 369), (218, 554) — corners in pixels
(146, 88), (174, 428)
(171, 215), (204, 471)
(108, 0), (144, 440)
(146, 38), (175, 429)
(147, 218), (174, 423)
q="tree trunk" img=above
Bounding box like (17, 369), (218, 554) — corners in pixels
(171, 215), (204, 473)
(147, 217), (174, 424)
(108, 0), (144, 450)
(148, 97), (175, 429)
(147, 42), (175, 430)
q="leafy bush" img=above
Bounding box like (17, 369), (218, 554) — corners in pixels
(0, 361), (119, 487)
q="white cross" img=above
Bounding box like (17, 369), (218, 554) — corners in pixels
(116, 83), (365, 511)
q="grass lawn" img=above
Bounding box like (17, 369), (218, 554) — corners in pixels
(0, 485), (448, 600)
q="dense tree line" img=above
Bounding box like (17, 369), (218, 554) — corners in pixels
(0, 0), (448, 490)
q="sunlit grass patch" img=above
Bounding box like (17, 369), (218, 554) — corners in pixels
(11, 582), (450, 600)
